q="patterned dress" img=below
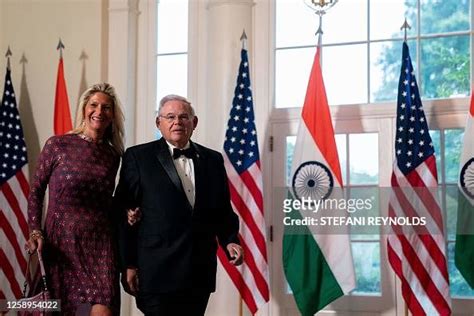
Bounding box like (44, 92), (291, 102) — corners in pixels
(28, 134), (121, 315)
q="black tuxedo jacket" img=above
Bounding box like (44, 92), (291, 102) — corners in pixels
(115, 138), (240, 294)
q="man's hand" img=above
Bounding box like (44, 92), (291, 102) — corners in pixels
(226, 243), (244, 266)
(121, 268), (139, 296)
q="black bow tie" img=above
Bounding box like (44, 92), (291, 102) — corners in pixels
(172, 147), (195, 159)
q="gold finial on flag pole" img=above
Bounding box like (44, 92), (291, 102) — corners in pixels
(240, 29), (247, 50)
(57, 38), (65, 59)
(400, 18), (411, 42)
(5, 46), (12, 70)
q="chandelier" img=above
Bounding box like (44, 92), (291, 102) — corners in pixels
(304, 0), (338, 15)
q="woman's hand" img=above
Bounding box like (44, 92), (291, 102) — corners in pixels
(25, 229), (44, 254)
(127, 207), (141, 226)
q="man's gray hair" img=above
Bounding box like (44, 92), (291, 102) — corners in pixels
(157, 94), (195, 117)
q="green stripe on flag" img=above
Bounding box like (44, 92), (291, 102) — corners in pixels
(455, 190), (474, 289)
(283, 208), (344, 315)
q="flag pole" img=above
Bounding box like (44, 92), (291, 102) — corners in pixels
(400, 18), (411, 42)
(20, 54), (28, 81)
(303, 0), (338, 65)
(5, 46), (12, 71)
(57, 38), (65, 59)
(316, 11), (323, 64)
(238, 29), (246, 316)
(240, 29), (247, 50)
(284, 2), (357, 315)
(20, 53), (27, 66)
(400, 19), (411, 316)
(316, 13), (323, 40)
(53, 38), (73, 135)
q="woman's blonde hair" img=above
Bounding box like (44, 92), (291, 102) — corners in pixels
(71, 83), (125, 155)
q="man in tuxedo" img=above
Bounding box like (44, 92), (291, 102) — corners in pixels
(116, 94), (243, 316)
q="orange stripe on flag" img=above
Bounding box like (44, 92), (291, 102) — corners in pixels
(54, 58), (72, 135)
(470, 85), (474, 116)
(301, 48), (343, 186)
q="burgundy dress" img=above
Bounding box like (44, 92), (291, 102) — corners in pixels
(28, 134), (120, 315)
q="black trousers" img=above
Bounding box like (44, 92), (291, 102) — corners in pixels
(137, 290), (211, 316)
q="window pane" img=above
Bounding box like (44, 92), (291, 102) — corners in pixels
(370, 0), (417, 40)
(371, 40), (417, 103)
(335, 134), (347, 184)
(275, 47), (315, 108)
(286, 136), (296, 186)
(349, 133), (378, 185)
(370, 41), (399, 103)
(351, 241), (381, 295)
(157, 0), (188, 54)
(446, 184), (459, 242)
(350, 186), (380, 240)
(444, 129), (464, 183)
(447, 242), (474, 298)
(323, 44), (368, 105)
(275, 0), (318, 48)
(324, 0), (367, 44)
(157, 54), (187, 107)
(420, 0), (470, 35)
(276, 45), (369, 107)
(420, 36), (470, 99)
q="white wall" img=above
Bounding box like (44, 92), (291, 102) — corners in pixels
(0, 0), (106, 174)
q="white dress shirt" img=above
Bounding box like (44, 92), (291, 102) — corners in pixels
(167, 141), (195, 208)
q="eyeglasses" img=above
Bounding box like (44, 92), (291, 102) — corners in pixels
(159, 114), (192, 123)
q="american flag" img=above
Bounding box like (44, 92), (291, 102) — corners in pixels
(0, 66), (29, 300)
(218, 48), (269, 314)
(387, 42), (451, 315)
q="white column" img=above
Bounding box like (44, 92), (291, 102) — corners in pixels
(107, 0), (139, 148)
(200, 0), (254, 151)
(135, 0), (158, 144)
(107, 1), (139, 315)
(0, 3), (3, 49)
(203, 2), (256, 315)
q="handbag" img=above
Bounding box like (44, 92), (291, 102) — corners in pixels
(17, 249), (53, 316)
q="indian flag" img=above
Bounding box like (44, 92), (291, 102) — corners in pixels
(282, 43), (356, 316)
(455, 90), (474, 289)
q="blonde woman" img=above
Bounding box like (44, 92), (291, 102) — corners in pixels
(27, 83), (124, 315)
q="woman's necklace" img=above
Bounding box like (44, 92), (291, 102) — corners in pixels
(78, 132), (103, 144)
